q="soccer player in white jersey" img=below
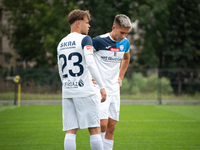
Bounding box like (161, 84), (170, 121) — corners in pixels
(92, 14), (132, 150)
(57, 10), (107, 150)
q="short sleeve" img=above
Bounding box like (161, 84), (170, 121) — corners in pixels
(124, 39), (130, 53)
(81, 35), (93, 49)
(92, 36), (101, 51)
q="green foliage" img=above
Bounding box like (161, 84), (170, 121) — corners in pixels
(1, 0), (136, 67)
(133, 0), (200, 69)
(77, 0), (132, 37)
(1, 0), (200, 95)
(76, 0), (115, 37)
(162, 0), (200, 94)
(132, 0), (200, 95)
(133, 0), (169, 68)
(121, 73), (173, 94)
(1, 0), (78, 67)
(164, 0), (200, 69)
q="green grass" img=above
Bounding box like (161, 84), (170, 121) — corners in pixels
(120, 92), (200, 100)
(0, 92), (62, 100)
(0, 105), (200, 149)
(1, 92), (200, 100)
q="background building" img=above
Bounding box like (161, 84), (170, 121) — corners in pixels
(0, 3), (19, 69)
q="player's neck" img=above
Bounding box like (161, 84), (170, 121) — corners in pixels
(70, 27), (81, 34)
(109, 32), (117, 41)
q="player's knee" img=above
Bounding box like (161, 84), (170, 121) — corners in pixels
(106, 123), (116, 135)
(106, 128), (115, 135)
(100, 119), (108, 132)
(101, 123), (107, 132)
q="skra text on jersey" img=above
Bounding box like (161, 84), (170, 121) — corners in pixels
(60, 41), (76, 50)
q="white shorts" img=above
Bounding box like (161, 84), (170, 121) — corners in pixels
(95, 86), (120, 121)
(62, 94), (100, 131)
(100, 95), (120, 121)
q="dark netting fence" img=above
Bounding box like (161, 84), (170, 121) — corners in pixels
(1, 68), (200, 101)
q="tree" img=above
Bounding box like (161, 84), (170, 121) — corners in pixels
(163, 0), (200, 94)
(131, 0), (170, 68)
(2, 0), (137, 67)
(164, 0), (200, 69)
(2, 0), (138, 68)
(76, 0), (134, 38)
(1, 0), (78, 68)
(132, 0), (200, 94)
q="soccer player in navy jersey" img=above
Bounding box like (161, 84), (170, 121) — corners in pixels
(92, 14), (132, 150)
(57, 10), (107, 150)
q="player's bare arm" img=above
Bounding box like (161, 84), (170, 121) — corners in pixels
(92, 78), (106, 102)
(100, 88), (107, 102)
(92, 78), (97, 85)
(118, 51), (130, 86)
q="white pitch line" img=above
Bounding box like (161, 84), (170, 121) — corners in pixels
(0, 106), (17, 112)
(1, 120), (62, 124)
(120, 120), (199, 122)
(2, 120), (198, 124)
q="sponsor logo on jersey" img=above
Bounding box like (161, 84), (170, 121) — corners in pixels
(110, 48), (120, 52)
(60, 41), (76, 50)
(120, 45), (124, 51)
(86, 45), (93, 52)
(106, 46), (111, 49)
(63, 79), (84, 89)
(101, 56), (107, 61)
(101, 56), (122, 63)
(108, 57), (122, 62)
(78, 79), (84, 87)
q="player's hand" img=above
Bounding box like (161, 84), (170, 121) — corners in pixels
(100, 88), (107, 102)
(92, 78), (97, 85)
(118, 77), (122, 87)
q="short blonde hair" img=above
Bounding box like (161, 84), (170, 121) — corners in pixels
(114, 14), (131, 29)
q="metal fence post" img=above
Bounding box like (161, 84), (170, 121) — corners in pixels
(157, 69), (162, 104)
(14, 83), (17, 105)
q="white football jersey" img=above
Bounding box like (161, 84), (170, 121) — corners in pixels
(93, 33), (130, 95)
(57, 32), (96, 98)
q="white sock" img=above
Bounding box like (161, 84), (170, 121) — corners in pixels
(64, 133), (76, 150)
(103, 139), (114, 150)
(90, 134), (103, 150)
(101, 132), (106, 144)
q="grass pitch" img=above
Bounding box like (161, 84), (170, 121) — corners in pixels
(0, 105), (200, 150)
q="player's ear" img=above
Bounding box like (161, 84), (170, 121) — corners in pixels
(112, 25), (116, 31)
(76, 21), (81, 28)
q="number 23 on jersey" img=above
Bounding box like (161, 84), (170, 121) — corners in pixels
(59, 52), (84, 78)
